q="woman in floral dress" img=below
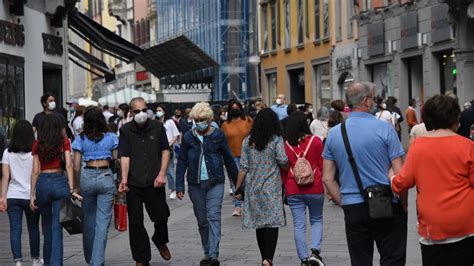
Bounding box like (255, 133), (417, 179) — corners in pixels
(235, 108), (289, 266)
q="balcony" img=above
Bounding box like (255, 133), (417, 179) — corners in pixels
(108, 0), (129, 22)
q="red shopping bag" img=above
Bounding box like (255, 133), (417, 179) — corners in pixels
(114, 193), (127, 232)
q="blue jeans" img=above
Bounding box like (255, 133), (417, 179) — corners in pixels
(80, 168), (116, 266)
(231, 157), (241, 208)
(167, 152), (176, 191)
(36, 172), (70, 266)
(188, 181), (224, 258)
(287, 194), (325, 260)
(6, 198), (40, 262)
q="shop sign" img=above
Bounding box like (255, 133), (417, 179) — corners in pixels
(336, 56), (352, 71)
(367, 22), (384, 57)
(42, 33), (63, 56)
(431, 4), (450, 44)
(400, 13), (418, 50)
(0, 20), (25, 47)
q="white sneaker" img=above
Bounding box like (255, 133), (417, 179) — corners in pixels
(169, 191), (177, 200)
(32, 258), (44, 266)
(15, 261), (22, 266)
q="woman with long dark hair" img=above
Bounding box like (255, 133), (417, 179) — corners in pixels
(221, 99), (253, 216)
(283, 112), (325, 266)
(71, 106), (118, 265)
(30, 114), (79, 265)
(0, 120), (43, 266)
(156, 105), (180, 200)
(234, 108), (289, 266)
(117, 103), (132, 132)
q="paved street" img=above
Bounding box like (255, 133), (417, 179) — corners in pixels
(0, 182), (422, 266)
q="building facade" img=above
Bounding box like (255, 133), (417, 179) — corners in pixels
(357, 0), (474, 144)
(0, 0), (73, 136)
(155, 0), (259, 102)
(259, 0), (333, 109)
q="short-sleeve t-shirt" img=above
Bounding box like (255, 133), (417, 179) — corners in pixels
(322, 112), (405, 205)
(32, 112), (67, 131)
(164, 119), (180, 144)
(2, 149), (33, 199)
(72, 132), (118, 161)
(32, 138), (71, 171)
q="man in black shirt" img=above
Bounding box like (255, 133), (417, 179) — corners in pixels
(32, 93), (66, 134)
(118, 97), (171, 265)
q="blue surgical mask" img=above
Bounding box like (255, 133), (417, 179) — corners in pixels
(196, 121), (209, 132)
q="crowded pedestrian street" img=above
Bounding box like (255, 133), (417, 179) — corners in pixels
(0, 183), (423, 266)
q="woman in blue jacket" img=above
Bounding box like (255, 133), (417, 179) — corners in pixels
(175, 102), (238, 266)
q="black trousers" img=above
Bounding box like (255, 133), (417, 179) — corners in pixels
(256, 228), (279, 261)
(421, 236), (474, 266)
(127, 185), (170, 263)
(342, 202), (407, 266)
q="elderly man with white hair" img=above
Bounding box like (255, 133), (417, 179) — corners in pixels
(176, 102), (238, 266)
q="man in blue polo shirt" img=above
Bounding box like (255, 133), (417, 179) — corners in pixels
(322, 82), (407, 266)
(271, 94), (288, 120)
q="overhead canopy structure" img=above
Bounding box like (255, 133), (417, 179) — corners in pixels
(134, 35), (218, 79)
(68, 42), (115, 82)
(68, 8), (143, 63)
(98, 88), (156, 106)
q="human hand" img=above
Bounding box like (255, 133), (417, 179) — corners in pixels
(0, 198), (7, 212)
(71, 191), (83, 201)
(118, 180), (129, 193)
(29, 196), (38, 211)
(176, 192), (184, 200)
(154, 174), (166, 188)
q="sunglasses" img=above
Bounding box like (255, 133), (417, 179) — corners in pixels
(132, 108), (148, 114)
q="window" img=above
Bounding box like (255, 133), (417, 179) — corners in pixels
(314, 0), (320, 42)
(0, 55), (24, 138)
(263, 5), (269, 52)
(297, 0), (304, 45)
(267, 73), (277, 104)
(270, 2), (276, 50)
(316, 63), (331, 107)
(323, 0), (329, 40)
(347, 0), (354, 39)
(336, 0), (341, 41)
(305, 0), (309, 38)
(284, 0), (291, 48)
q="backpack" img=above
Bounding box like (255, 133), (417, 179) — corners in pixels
(286, 136), (316, 186)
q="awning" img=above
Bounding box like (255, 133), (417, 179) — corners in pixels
(68, 42), (116, 82)
(98, 88), (157, 106)
(135, 35), (218, 78)
(68, 9), (143, 63)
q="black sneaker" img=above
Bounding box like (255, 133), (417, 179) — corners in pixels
(301, 258), (310, 266)
(200, 256), (211, 266)
(308, 249), (325, 266)
(209, 258), (220, 266)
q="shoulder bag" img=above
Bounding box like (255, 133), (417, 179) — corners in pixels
(341, 122), (393, 219)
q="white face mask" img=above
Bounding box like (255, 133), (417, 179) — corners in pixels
(156, 111), (164, 118)
(276, 98), (282, 105)
(117, 110), (123, 117)
(308, 107), (313, 113)
(48, 101), (56, 111)
(381, 103), (387, 110)
(134, 111), (148, 124)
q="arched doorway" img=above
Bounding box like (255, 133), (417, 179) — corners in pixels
(337, 71), (354, 100)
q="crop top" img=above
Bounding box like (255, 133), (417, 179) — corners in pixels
(71, 132), (118, 161)
(32, 138), (71, 171)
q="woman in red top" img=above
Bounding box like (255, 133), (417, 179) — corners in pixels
(391, 95), (474, 266)
(282, 112), (325, 266)
(29, 114), (80, 265)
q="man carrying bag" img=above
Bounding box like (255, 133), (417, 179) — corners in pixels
(322, 82), (408, 266)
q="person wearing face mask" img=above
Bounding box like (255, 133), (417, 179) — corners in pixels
(375, 96), (401, 130)
(220, 99), (253, 216)
(32, 93), (67, 134)
(176, 102), (238, 266)
(271, 94), (288, 121)
(117, 97), (172, 265)
(156, 105), (180, 200)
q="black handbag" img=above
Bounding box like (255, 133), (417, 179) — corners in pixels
(60, 198), (83, 235)
(341, 122), (393, 219)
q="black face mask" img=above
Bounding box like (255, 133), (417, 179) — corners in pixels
(230, 109), (241, 118)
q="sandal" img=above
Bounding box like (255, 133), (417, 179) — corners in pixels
(262, 259), (273, 266)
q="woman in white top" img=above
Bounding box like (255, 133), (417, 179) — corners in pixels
(375, 97), (400, 128)
(71, 105), (85, 138)
(156, 105), (181, 200)
(310, 107), (329, 141)
(0, 120), (43, 266)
